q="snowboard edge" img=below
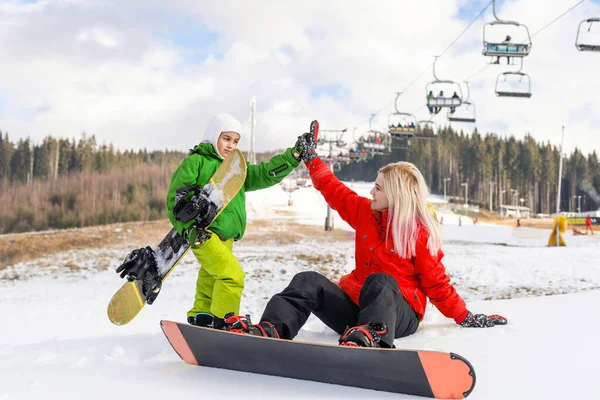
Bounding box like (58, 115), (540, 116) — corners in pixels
(160, 320), (198, 365)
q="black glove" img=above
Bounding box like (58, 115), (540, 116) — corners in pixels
(292, 121), (319, 162)
(116, 246), (157, 281)
(460, 311), (507, 328)
(292, 132), (318, 162)
(173, 184), (220, 228)
(115, 246), (162, 304)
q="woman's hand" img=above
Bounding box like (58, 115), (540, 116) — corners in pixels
(459, 311), (507, 328)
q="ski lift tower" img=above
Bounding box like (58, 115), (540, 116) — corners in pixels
(248, 96), (257, 164)
(319, 127), (348, 231)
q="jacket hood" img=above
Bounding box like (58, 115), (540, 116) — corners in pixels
(202, 113), (244, 159)
(191, 142), (221, 159)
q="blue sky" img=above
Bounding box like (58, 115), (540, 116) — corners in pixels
(456, 0), (600, 21)
(155, 14), (222, 64)
(2, 0), (599, 153)
(311, 84), (342, 100)
(457, 0), (494, 21)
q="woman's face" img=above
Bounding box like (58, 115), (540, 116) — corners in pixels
(370, 173), (389, 211)
(216, 131), (240, 158)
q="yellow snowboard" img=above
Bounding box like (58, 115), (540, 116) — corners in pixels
(107, 149), (247, 325)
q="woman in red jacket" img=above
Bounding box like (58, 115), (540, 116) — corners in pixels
(226, 139), (507, 348)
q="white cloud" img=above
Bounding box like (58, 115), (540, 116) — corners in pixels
(76, 27), (120, 49)
(0, 0), (599, 155)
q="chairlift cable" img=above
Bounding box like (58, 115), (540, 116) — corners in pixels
(353, 73), (425, 130)
(464, 0), (585, 83)
(464, 63), (492, 82)
(355, 0), (495, 130)
(529, 0), (586, 40)
(399, 64), (434, 97)
(439, 0), (494, 58)
(412, 105), (427, 115)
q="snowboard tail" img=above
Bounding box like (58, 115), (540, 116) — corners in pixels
(107, 149), (247, 326)
(160, 320), (476, 399)
(107, 229), (190, 325)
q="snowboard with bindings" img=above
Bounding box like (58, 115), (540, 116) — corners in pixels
(160, 320), (476, 399)
(107, 148), (247, 326)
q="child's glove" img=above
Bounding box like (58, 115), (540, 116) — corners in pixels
(115, 246), (162, 304)
(292, 132), (318, 163)
(292, 121), (319, 163)
(116, 246), (157, 281)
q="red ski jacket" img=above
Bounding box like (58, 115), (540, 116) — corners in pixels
(307, 158), (467, 322)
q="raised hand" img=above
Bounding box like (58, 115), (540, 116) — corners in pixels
(292, 120), (319, 163)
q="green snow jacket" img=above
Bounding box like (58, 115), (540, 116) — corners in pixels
(166, 143), (299, 242)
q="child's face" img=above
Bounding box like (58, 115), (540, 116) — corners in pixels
(216, 131), (240, 158)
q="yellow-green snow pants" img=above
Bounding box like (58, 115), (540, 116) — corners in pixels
(187, 234), (246, 319)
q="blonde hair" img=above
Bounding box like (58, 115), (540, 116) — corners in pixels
(378, 162), (442, 259)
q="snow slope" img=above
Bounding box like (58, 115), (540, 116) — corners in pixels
(1, 181), (599, 399)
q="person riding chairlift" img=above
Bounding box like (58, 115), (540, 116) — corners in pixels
(450, 92), (460, 114)
(427, 91), (436, 114)
(436, 90), (444, 114)
(494, 35), (512, 65)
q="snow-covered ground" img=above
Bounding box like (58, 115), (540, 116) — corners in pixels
(1, 180), (599, 399)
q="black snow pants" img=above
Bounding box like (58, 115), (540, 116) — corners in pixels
(260, 271), (419, 347)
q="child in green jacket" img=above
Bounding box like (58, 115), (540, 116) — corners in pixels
(165, 113), (308, 329)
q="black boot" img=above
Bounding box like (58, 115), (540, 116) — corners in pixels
(187, 312), (225, 329)
(339, 322), (387, 348)
(224, 313), (280, 339)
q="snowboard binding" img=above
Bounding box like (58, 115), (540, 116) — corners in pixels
(173, 184), (220, 227)
(115, 246), (162, 304)
(173, 184), (220, 246)
(223, 313), (280, 338)
(339, 322), (387, 348)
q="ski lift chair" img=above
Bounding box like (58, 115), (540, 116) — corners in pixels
(426, 82), (463, 115)
(575, 18), (600, 52)
(416, 120), (437, 135)
(448, 101), (476, 123)
(358, 131), (390, 156)
(495, 71), (532, 98)
(388, 93), (417, 137)
(448, 81), (476, 123)
(482, 1), (532, 62)
(425, 57), (464, 115)
(418, 119), (436, 127)
(483, 22), (532, 58)
(388, 112), (417, 137)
